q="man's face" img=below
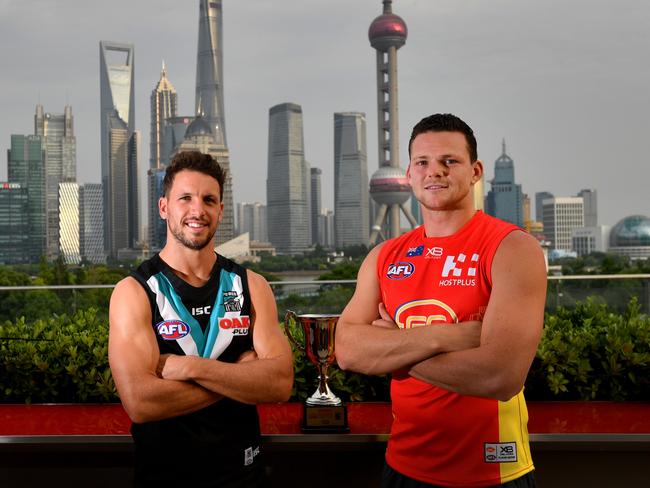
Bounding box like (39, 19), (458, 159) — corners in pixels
(159, 170), (223, 250)
(407, 131), (483, 212)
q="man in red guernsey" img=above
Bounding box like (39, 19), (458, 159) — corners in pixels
(336, 114), (546, 488)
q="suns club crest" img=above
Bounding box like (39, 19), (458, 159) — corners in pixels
(156, 320), (191, 340)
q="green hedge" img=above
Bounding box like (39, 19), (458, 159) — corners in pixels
(1, 298), (649, 403)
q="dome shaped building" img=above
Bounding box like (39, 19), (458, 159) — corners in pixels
(608, 215), (650, 259)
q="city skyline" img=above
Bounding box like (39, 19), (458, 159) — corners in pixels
(1, 0), (648, 229)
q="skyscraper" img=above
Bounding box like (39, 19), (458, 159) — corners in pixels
(79, 183), (105, 264)
(100, 40), (139, 258)
(535, 191), (553, 223)
(577, 188), (598, 227)
(148, 62), (178, 250)
(34, 104), (76, 260)
(58, 182), (80, 264)
(310, 168), (322, 246)
(334, 112), (369, 248)
(0, 182), (30, 264)
(266, 103), (311, 255)
(237, 202), (268, 243)
(485, 140), (524, 227)
(7, 134), (46, 262)
(368, 0), (417, 243)
(196, 0), (227, 146)
(542, 197), (584, 251)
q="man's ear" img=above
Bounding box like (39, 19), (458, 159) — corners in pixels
(159, 196), (167, 220)
(471, 160), (484, 184)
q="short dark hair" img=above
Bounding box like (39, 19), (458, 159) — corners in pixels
(163, 151), (226, 199)
(408, 113), (478, 162)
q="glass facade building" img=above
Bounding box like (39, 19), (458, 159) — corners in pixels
(0, 183), (30, 264)
(100, 40), (139, 258)
(58, 182), (80, 264)
(79, 183), (105, 264)
(310, 168), (322, 246)
(266, 103), (311, 255)
(7, 134), (46, 262)
(542, 197), (584, 251)
(485, 141), (524, 228)
(34, 104), (76, 260)
(334, 112), (369, 248)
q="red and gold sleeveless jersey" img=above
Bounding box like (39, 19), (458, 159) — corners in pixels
(378, 211), (534, 487)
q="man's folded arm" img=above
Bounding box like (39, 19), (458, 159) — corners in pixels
(408, 231), (547, 401)
(109, 277), (222, 424)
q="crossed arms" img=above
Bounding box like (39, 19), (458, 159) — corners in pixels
(335, 231), (547, 402)
(109, 270), (293, 424)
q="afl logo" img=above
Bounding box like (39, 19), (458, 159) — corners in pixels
(156, 320), (190, 340)
(394, 299), (458, 328)
(386, 262), (415, 280)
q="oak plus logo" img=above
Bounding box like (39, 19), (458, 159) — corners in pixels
(394, 299), (458, 329)
(439, 253), (479, 287)
(219, 315), (250, 336)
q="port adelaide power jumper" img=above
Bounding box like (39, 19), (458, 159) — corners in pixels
(378, 211), (534, 487)
(130, 253), (263, 486)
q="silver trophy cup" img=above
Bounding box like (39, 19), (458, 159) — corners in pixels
(284, 311), (342, 406)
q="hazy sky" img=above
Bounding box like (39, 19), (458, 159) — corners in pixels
(1, 0), (648, 228)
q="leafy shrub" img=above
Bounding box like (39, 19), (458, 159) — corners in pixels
(525, 297), (650, 401)
(1, 298), (648, 403)
(0, 309), (116, 403)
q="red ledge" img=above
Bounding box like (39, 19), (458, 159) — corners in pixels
(0, 402), (649, 436)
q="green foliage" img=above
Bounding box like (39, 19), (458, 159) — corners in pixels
(0, 292), (648, 404)
(317, 262), (361, 280)
(0, 309), (116, 403)
(526, 297), (650, 401)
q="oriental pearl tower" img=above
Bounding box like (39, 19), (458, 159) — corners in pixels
(368, 0), (418, 244)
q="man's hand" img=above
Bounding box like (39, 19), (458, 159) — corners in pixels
(372, 303), (398, 329)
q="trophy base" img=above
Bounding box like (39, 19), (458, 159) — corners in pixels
(301, 403), (349, 433)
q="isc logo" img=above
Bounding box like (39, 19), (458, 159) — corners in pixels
(386, 262), (415, 280)
(191, 305), (211, 316)
(219, 315), (251, 336)
(394, 299), (458, 328)
(156, 320), (191, 340)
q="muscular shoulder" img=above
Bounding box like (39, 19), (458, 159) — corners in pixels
(110, 277), (151, 321)
(492, 231), (546, 287)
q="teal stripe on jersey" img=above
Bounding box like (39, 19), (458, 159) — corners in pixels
(203, 270), (235, 358)
(154, 272), (205, 353)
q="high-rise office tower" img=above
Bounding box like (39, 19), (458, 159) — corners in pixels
(79, 183), (105, 264)
(368, 0), (417, 244)
(7, 134), (46, 262)
(577, 188), (597, 227)
(310, 168), (322, 246)
(34, 104), (76, 260)
(485, 140), (524, 227)
(237, 202), (268, 243)
(334, 112), (369, 247)
(172, 118), (235, 246)
(196, 0), (227, 145)
(266, 103), (311, 255)
(542, 196), (584, 251)
(58, 182), (80, 264)
(150, 62), (178, 170)
(100, 40), (139, 258)
(148, 62), (178, 250)
(318, 209), (335, 249)
(535, 191), (553, 223)
(0, 182), (30, 264)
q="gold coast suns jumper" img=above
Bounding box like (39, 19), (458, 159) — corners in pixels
(378, 211), (534, 487)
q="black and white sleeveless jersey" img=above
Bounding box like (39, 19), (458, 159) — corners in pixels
(129, 253), (263, 487)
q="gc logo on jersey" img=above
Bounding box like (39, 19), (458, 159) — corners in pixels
(156, 320), (191, 340)
(219, 315), (251, 336)
(394, 299), (458, 328)
(387, 262), (415, 280)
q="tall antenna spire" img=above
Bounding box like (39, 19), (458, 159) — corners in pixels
(502, 138), (506, 155)
(383, 0), (392, 14)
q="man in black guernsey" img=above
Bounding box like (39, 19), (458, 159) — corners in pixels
(109, 151), (293, 487)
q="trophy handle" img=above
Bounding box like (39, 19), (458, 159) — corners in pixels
(283, 310), (304, 352)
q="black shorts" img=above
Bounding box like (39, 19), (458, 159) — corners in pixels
(381, 463), (536, 488)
